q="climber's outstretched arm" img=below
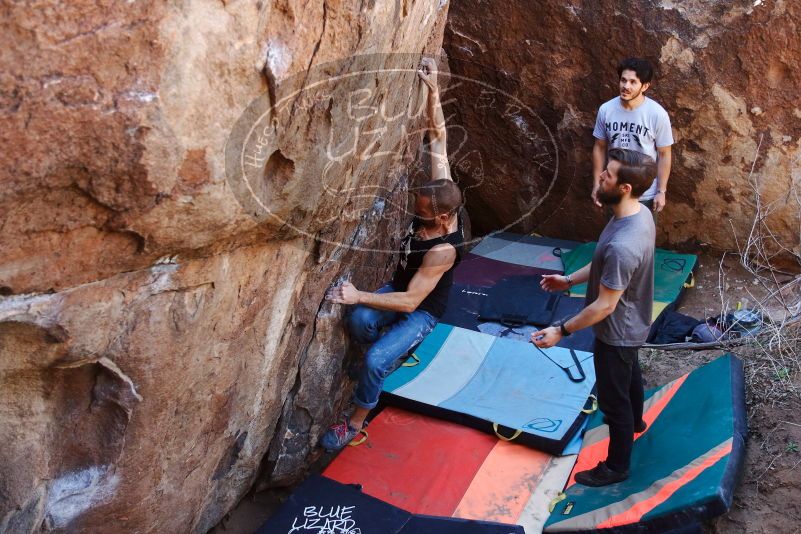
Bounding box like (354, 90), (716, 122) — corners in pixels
(418, 57), (451, 182)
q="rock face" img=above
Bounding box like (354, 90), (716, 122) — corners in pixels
(444, 0), (801, 261)
(1, 1), (448, 532)
(5, 0), (799, 531)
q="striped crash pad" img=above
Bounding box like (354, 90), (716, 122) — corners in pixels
(382, 324), (597, 455)
(456, 254), (558, 287)
(544, 354), (747, 532)
(446, 232), (594, 352)
(469, 232), (583, 272)
(478, 275), (596, 353)
(456, 233), (580, 288)
(324, 406), (578, 534)
(441, 281), (594, 353)
(256, 474), (524, 533)
(561, 242), (697, 322)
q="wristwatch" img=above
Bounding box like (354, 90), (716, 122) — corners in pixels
(559, 322), (572, 337)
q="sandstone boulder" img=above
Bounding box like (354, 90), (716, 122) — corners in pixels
(1, 1), (449, 531)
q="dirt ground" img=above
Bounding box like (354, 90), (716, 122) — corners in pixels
(211, 252), (801, 534)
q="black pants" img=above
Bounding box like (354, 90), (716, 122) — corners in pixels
(593, 339), (645, 472)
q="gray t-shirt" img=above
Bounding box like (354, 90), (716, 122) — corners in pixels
(585, 207), (655, 346)
(593, 97), (674, 200)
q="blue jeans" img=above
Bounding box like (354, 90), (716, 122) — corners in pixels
(348, 284), (438, 409)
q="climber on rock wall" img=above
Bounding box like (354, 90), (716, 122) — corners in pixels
(591, 58), (674, 222)
(320, 57), (465, 451)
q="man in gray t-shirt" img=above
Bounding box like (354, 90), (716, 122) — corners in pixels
(592, 58), (673, 216)
(586, 209), (655, 345)
(533, 148), (656, 487)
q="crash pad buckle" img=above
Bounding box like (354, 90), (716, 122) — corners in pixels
(581, 394), (598, 414)
(348, 429), (368, 447)
(548, 492), (567, 513)
(492, 423), (522, 442)
(683, 271), (695, 288)
(401, 353), (420, 367)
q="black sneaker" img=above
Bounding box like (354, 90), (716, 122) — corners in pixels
(603, 416), (647, 433)
(574, 462), (629, 487)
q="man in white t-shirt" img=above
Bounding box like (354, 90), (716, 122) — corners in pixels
(591, 58), (673, 217)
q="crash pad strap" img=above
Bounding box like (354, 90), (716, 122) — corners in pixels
(402, 353), (421, 367)
(548, 492), (567, 513)
(564, 350), (586, 383)
(534, 344), (587, 383)
(684, 272), (695, 288)
(499, 313), (527, 327)
(492, 423), (523, 442)
(348, 429), (369, 447)
(581, 394), (598, 415)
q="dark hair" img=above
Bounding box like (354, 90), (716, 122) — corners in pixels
(607, 148), (657, 198)
(617, 58), (654, 84)
(416, 179), (463, 216)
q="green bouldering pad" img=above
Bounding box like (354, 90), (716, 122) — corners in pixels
(544, 353), (747, 533)
(561, 242), (696, 304)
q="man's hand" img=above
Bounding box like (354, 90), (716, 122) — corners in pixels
(326, 281), (361, 305)
(531, 326), (562, 348)
(655, 145), (671, 212)
(541, 274), (570, 292)
(653, 191), (666, 212)
(591, 138), (607, 208)
(591, 182), (602, 208)
(418, 57), (438, 92)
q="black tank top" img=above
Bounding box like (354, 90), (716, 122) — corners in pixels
(391, 217), (464, 318)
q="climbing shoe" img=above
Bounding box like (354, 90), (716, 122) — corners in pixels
(320, 417), (366, 452)
(574, 461), (629, 487)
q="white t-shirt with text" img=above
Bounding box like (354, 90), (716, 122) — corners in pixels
(593, 97), (674, 200)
